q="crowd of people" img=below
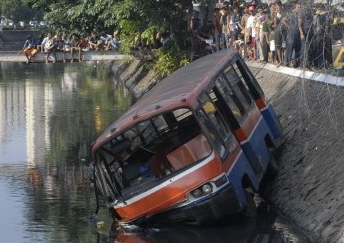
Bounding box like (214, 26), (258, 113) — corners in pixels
(21, 0), (337, 70)
(193, 0), (334, 70)
(21, 31), (121, 63)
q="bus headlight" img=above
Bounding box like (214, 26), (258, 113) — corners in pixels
(192, 188), (203, 198)
(202, 184), (213, 194)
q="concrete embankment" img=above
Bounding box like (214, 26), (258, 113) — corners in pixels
(248, 63), (344, 243)
(112, 58), (344, 243)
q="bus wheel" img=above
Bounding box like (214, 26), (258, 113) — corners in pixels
(266, 151), (279, 179)
(260, 151), (278, 192)
(242, 190), (256, 218)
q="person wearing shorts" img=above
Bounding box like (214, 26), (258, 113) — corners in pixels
(21, 35), (37, 63)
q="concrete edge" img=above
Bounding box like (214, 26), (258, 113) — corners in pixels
(247, 61), (344, 86)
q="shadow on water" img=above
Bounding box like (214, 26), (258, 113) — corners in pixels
(105, 196), (309, 243)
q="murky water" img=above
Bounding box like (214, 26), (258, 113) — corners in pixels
(0, 61), (310, 243)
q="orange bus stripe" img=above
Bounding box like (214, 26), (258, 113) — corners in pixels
(235, 128), (247, 141)
(256, 97), (266, 110)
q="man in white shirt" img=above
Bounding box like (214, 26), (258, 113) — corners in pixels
(246, 6), (257, 60)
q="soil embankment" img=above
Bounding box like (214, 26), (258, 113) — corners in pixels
(113, 58), (344, 243)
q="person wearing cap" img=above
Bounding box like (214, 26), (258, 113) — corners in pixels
(21, 35), (38, 63)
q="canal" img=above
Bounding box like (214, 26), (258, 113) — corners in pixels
(0, 61), (309, 243)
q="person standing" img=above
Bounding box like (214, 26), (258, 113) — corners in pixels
(274, 4), (285, 67)
(246, 5), (257, 61)
(239, 6), (250, 59)
(220, 6), (230, 48)
(282, 4), (301, 67)
(213, 8), (225, 51)
(298, 1), (314, 68)
(313, 4), (332, 69)
(230, 6), (241, 46)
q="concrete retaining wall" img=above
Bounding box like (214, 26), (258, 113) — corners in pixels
(248, 63), (344, 243)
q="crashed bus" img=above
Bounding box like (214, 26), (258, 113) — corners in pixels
(91, 49), (283, 225)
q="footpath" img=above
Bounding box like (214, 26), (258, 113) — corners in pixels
(0, 51), (127, 62)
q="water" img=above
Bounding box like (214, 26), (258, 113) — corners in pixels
(0, 61), (131, 242)
(0, 61), (310, 243)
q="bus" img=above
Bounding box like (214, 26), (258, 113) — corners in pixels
(91, 49), (283, 226)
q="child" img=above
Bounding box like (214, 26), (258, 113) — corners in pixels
(233, 33), (245, 57)
(21, 35), (38, 63)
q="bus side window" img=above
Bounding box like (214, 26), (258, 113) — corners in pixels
(215, 75), (243, 121)
(196, 109), (226, 159)
(223, 66), (252, 115)
(233, 59), (264, 100)
(200, 92), (232, 143)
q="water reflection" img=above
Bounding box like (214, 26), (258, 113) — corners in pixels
(108, 197), (309, 243)
(0, 61), (132, 242)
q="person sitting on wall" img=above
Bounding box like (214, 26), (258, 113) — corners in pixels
(21, 35), (38, 63)
(41, 33), (57, 63)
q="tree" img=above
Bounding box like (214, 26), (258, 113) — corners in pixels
(24, 0), (215, 77)
(0, 0), (43, 22)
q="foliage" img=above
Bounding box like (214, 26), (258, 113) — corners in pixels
(0, 0), (43, 22)
(19, 0), (213, 76)
(154, 45), (189, 78)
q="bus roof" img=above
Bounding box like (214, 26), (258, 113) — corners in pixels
(92, 49), (239, 151)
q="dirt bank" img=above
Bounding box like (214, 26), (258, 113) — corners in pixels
(113, 58), (344, 243)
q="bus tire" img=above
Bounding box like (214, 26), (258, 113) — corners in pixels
(266, 151), (278, 179)
(259, 151), (278, 192)
(242, 190), (256, 218)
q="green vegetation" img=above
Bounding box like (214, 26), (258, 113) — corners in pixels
(3, 0), (213, 77)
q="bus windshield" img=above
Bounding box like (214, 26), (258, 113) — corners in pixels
(94, 108), (212, 200)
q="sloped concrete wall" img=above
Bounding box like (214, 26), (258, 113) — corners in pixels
(248, 63), (344, 243)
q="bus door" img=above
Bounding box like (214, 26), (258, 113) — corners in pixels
(219, 65), (272, 176)
(197, 83), (263, 177)
(232, 57), (283, 146)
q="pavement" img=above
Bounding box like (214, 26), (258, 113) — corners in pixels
(0, 51), (127, 63)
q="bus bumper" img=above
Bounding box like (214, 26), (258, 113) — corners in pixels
(138, 184), (242, 225)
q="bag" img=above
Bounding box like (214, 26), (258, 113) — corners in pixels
(281, 41), (286, 49)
